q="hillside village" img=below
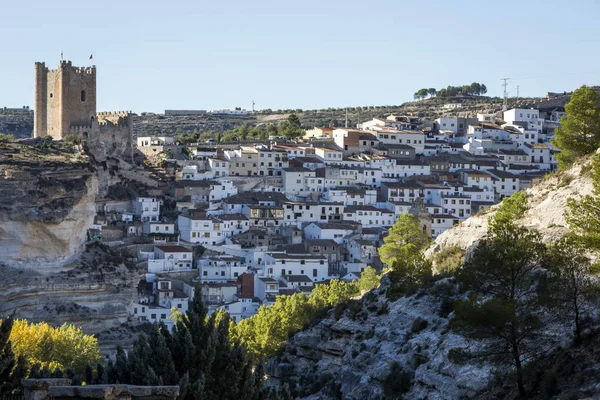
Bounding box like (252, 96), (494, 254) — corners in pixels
(103, 102), (566, 328)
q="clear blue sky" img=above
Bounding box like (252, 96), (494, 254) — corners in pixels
(2, 0), (600, 113)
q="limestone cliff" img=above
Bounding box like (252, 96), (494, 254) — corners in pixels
(426, 160), (594, 261)
(0, 140), (97, 266)
(0, 138), (158, 347)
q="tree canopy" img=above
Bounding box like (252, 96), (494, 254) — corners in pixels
(9, 320), (100, 376)
(552, 86), (600, 169)
(379, 213), (431, 266)
(413, 82), (487, 100)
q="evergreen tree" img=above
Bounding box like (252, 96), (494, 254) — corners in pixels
(95, 363), (105, 384)
(106, 359), (117, 384)
(565, 153), (600, 248)
(379, 213), (431, 266)
(453, 220), (547, 398)
(114, 345), (129, 384)
(552, 86), (600, 168)
(0, 314), (15, 395)
(28, 363), (41, 379)
(130, 334), (153, 385)
(149, 326), (178, 385)
(387, 244), (432, 298)
(287, 113), (301, 129)
(10, 355), (28, 392)
(543, 236), (600, 343)
(51, 367), (64, 378)
(84, 364), (93, 385)
(357, 266), (380, 292)
(170, 324), (194, 377)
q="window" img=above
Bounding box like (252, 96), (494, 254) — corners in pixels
(81, 90), (86, 102)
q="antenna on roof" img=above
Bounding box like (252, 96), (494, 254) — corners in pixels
(501, 78), (510, 111)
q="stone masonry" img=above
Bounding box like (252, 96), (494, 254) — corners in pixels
(23, 379), (179, 400)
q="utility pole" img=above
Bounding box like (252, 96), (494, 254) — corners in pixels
(501, 78), (510, 111)
(345, 108), (348, 128)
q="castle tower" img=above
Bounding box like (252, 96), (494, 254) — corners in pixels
(34, 61), (97, 139)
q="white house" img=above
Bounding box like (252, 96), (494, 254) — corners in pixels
(177, 214), (249, 245)
(147, 245), (194, 273)
(263, 253), (329, 282)
(134, 197), (161, 222)
(314, 147), (344, 163)
(343, 206), (395, 227)
(304, 222), (358, 244)
(487, 169), (521, 199)
(198, 255), (249, 283)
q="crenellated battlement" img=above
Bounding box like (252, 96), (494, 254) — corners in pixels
(34, 60), (133, 161)
(69, 124), (93, 134)
(97, 111), (132, 117)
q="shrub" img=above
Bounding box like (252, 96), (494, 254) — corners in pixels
(381, 361), (412, 398)
(411, 317), (428, 333)
(431, 246), (465, 275)
(376, 302), (390, 315)
(447, 347), (471, 365)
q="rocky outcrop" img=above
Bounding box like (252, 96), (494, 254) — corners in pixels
(267, 278), (496, 400)
(426, 160), (593, 260)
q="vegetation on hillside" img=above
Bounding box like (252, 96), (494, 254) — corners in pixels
(413, 82), (487, 100)
(552, 85), (600, 169)
(232, 272), (382, 360)
(176, 113), (305, 145)
(0, 316), (100, 395)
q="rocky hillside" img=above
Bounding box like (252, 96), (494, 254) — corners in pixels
(0, 243), (144, 345)
(426, 159), (594, 261)
(0, 139), (97, 266)
(266, 274), (586, 399)
(0, 108), (33, 138)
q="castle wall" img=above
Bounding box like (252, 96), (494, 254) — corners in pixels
(33, 62), (47, 137)
(34, 61), (96, 139)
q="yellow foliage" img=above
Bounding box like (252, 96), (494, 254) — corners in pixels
(9, 320), (100, 374)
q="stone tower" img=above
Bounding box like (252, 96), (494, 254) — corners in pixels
(34, 60), (97, 139)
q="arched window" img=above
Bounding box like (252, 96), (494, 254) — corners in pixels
(49, 93), (53, 98)
(81, 90), (86, 102)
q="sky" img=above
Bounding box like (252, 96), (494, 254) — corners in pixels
(2, 0), (600, 113)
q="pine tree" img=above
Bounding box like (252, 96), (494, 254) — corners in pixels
(0, 314), (16, 396)
(379, 213), (431, 266)
(543, 236), (600, 343)
(95, 363), (105, 384)
(149, 327), (178, 385)
(10, 355), (28, 393)
(552, 86), (600, 168)
(453, 220), (547, 398)
(84, 365), (94, 385)
(114, 345), (129, 384)
(106, 359), (117, 384)
(130, 334), (152, 385)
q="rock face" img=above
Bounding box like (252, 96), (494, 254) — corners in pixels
(0, 142), (97, 266)
(426, 161), (593, 260)
(0, 247), (141, 334)
(0, 139), (157, 342)
(267, 278), (494, 400)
